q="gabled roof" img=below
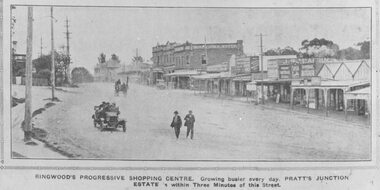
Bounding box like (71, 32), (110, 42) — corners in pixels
(343, 60), (363, 75)
(325, 62), (342, 76)
(353, 60), (370, 76)
(334, 62), (353, 78)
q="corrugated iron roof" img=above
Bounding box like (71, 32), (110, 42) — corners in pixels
(343, 60), (363, 74)
(325, 62), (342, 76)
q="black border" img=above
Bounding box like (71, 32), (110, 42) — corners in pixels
(2, 5), (375, 169)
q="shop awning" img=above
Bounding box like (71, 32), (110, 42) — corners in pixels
(191, 72), (232, 80)
(345, 87), (370, 100)
(291, 80), (369, 88)
(152, 68), (164, 73)
(232, 74), (251, 81)
(164, 70), (200, 77)
(253, 79), (293, 85)
(191, 73), (222, 79)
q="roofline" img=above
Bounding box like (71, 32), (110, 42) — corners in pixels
(352, 60), (370, 76)
(317, 63), (335, 78)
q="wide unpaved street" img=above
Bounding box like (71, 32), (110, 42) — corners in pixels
(16, 83), (370, 160)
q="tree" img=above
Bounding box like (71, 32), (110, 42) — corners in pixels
(264, 46), (299, 56)
(71, 67), (94, 83)
(337, 47), (362, 60)
(300, 38), (339, 58)
(36, 69), (51, 84)
(357, 41), (370, 59)
(280, 46), (299, 55)
(98, 53), (106, 63)
(32, 51), (68, 86)
(111, 53), (120, 62)
(132, 55), (144, 64)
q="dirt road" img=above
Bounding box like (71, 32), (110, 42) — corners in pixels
(22, 83), (370, 160)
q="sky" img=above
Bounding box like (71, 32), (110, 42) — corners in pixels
(12, 6), (371, 73)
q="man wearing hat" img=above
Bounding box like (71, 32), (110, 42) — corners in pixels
(170, 111), (182, 139)
(184, 110), (195, 139)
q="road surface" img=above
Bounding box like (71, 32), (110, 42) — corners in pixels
(18, 83), (371, 160)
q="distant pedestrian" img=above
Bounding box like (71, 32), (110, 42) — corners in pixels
(184, 110), (195, 139)
(170, 111), (182, 139)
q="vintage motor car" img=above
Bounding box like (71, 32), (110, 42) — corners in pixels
(92, 105), (126, 132)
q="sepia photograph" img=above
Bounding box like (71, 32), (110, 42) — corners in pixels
(8, 5), (372, 162)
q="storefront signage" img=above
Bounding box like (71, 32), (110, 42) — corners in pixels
(192, 44), (237, 50)
(267, 60), (279, 78)
(246, 83), (256, 91)
(292, 65), (301, 78)
(279, 65), (291, 79)
(301, 64), (315, 77)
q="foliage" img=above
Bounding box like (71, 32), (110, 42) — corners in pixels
(111, 54), (120, 62)
(132, 55), (144, 63)
(31, 50), (69, 86)
(336, 47), (362, 60)
(356, 41), (370, 59)
(98, 53), (106, 63)
(264, 46), (299, 56)
(36, 69), (51, 80)
(299, 38), (339, 58)
(71, 67), (94, 83)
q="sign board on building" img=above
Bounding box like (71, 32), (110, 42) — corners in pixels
(246, 83), (256, 91)
(192, 44), (237, 50)
(300, 64), (315, 77)
(206, 63), (228, 72)
(279, 65), (291, 79)
(291, 65), (301, 78)
(252, 72), (268, 80)
(251, 58), (259, 72)
(267, 59), (279, 79)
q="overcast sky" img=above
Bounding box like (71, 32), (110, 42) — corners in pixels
(12, 6), (370, 73)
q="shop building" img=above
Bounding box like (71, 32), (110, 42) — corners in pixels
(94, 59), (121, 82)
(152, 40), (245, 89)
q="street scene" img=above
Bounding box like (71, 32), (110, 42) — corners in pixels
(10, 6), (371, 160)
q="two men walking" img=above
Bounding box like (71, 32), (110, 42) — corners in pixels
(170, 110), (195, 139)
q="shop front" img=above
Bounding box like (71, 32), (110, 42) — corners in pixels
(232, 74), (251, 96)
(290, 79), (370, 116)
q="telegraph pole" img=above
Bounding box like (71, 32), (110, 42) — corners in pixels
(50, 7), (55, 100)
(24, 7), (33, 142)
(257, 33), (265, 105)
(64, 17), (72, 84)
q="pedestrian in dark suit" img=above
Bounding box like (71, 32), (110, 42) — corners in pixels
(170, 111), (182, 139)
(184, 110), (195, 139)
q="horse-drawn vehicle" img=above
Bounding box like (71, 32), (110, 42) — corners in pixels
(92, 103), (126, 132)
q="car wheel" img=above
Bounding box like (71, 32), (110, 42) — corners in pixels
(123, 125), (126, 132)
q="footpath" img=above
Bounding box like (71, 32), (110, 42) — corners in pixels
(183, 89), (370, 127)
(11, 85), (69, 159)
